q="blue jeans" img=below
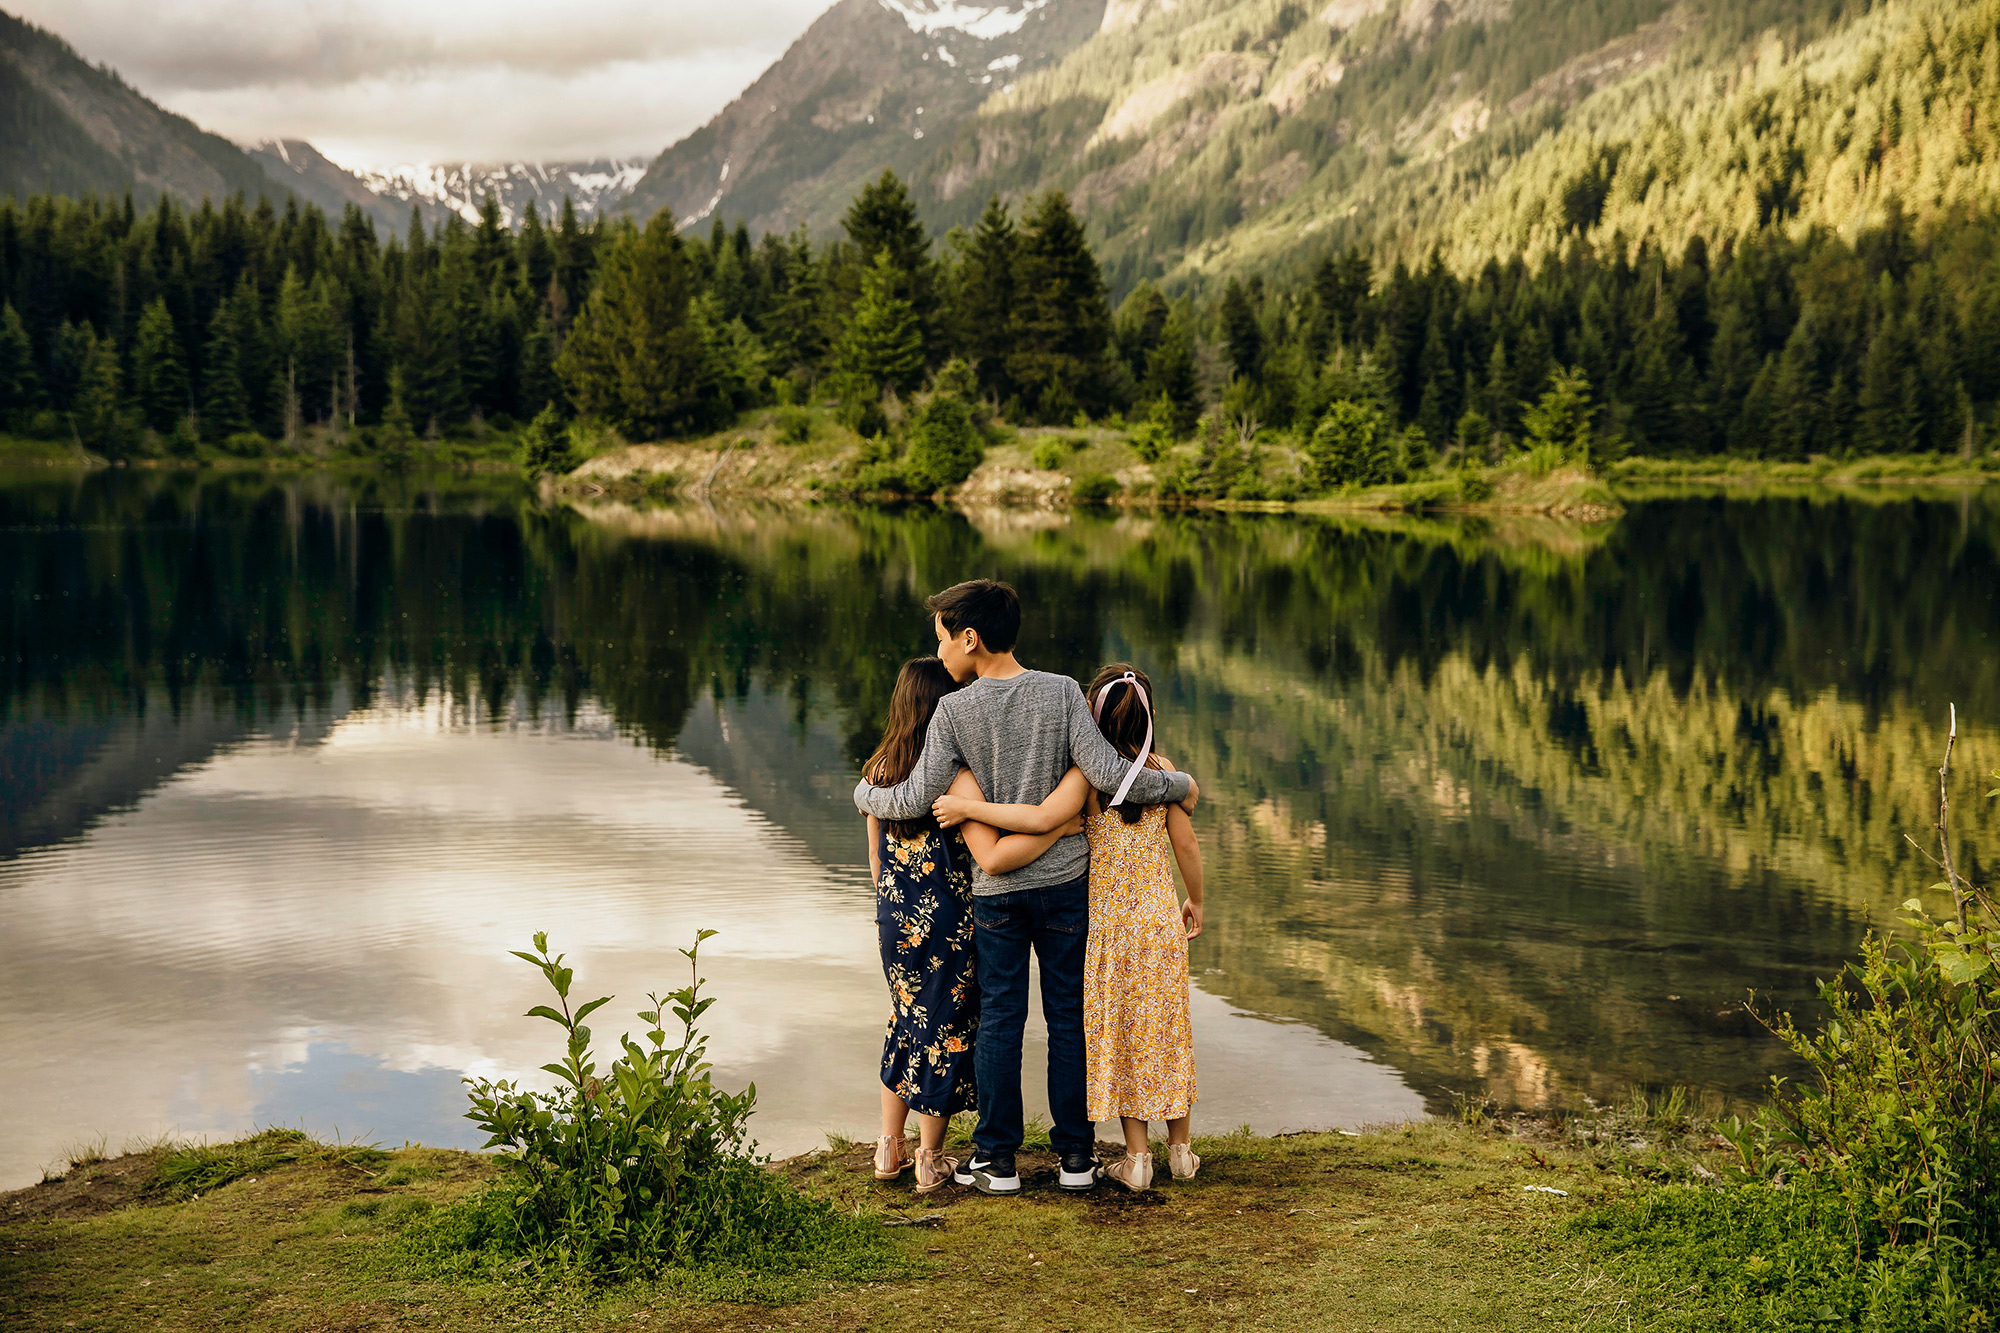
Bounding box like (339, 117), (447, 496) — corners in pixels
(971, 873), (1093, 1159)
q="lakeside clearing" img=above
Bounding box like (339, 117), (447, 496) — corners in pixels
(1, 1117), (1735, 1333)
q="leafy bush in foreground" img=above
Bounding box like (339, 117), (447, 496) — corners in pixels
(405, 931), (895, 1282)
(1580, 731), (2000, 1330)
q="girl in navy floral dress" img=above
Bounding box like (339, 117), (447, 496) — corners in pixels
(865, 658), (1078, 1192)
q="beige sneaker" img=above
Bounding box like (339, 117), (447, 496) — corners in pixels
(915, 1147), (959, 1195)
(1103, 1152), (1155, 1192)
(1168, 1143), (1201, 1181)
(873, 1135), (914, 1180)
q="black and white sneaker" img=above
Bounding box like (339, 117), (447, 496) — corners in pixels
(953, 1153), (1022, 1195)
(1057, 1151), (1099, 1192)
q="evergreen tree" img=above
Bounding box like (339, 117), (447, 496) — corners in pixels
(557, 212), (717, 437)
(835, 251), (925, 396)
(842, 170), (936, 350)
(1522, 366), (1596, 462)
(1219, 277), (1262, 381)
(958, 196), (1018, 399)
(73, 329), (124, 455)
(131, 298), (189, 433)
(201, 302), (252, 441)
(1006, 191), (1113, 421)
(0, 302), (42, 424)
(1142, 313), (1201, 438)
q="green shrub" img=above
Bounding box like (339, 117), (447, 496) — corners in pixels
(1304, 400), (1390, 489)
(773, 408), (812, 446)
(516, 404), (577, 478)
(1588, 739), (2000, 1327)
(903, 391), (983, 493)
(1072, 471), (1120, 504)
(1031, 438), (1069, 470)
(1458, 472), (1495, 502)
(222, 431), (268, 459)
(419, 932), (886, 1281)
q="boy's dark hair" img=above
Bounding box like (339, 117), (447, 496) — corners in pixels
(926, 579), (1020, 653)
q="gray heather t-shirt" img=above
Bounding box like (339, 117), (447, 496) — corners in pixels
(852, 668), (1192, 895)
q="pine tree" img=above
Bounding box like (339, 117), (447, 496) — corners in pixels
(1006, 191), (1113, 421)
(557, 211), (716, 437)
(131, 298), (188, 433)
(1219, 277), (1262, 381)
(518, 307), (558, 418)
(842, 170), (936, 348)
(73, 329), (124, 455)
(1142, 313), (1201, 438)
(1521, 366), (1595, 462)
(0, 302), (42, 424)
(201, 302), (252, 441)
(835, 251), (925, 396)
(958, 196), (1018, 399)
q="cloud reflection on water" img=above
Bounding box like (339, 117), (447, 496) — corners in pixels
(0, 690), (1421, 1188)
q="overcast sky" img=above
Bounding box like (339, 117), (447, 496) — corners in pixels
(13, 0), (838, 170)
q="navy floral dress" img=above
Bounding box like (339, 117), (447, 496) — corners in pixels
(876, 823), (979, 1117)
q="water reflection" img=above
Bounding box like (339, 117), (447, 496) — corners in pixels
(1, 470), (1994, 1188)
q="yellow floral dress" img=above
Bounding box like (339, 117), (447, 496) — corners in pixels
(877, 824), (979, 1117)
(1084, 801), (1195, 1122)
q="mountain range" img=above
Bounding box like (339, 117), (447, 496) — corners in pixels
(6, 0), (1993, 292)
(0, 9), (644, 233)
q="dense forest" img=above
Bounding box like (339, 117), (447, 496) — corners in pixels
(3, 160), (1997, 470)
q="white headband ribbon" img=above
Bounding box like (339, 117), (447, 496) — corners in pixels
(1090, 672), (1153, 808)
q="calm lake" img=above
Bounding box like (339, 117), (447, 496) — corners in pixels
(2, 470), (1995, 1189)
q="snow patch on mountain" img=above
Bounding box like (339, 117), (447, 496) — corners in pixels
(877, 0), (1049, 40)
(353, 159), (648, 227)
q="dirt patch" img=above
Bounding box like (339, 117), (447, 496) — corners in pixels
(2, 1153), (163, 1224)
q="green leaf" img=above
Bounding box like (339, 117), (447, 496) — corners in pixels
(574, 996), (613, 1023)
(1937, 949), (1990, 986)
(525, 1005), (569, 1026)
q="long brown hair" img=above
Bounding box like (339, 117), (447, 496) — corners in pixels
(864, 656), (960, 840)
(1087, 662), (1165, 824)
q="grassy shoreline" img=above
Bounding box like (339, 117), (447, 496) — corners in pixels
(2, 1115), (1738, 1332)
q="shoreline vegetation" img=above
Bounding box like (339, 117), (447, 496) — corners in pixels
(13, 415), (1997, 524)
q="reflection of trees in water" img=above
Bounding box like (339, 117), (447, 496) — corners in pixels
(5, 472), (1997, 1108)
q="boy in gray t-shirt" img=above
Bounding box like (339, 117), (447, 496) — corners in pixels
(854, 579), (1196, 1195)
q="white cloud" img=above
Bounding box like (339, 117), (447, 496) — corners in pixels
(9, 0), (839, 168)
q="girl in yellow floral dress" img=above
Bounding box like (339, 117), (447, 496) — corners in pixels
(1078, 662), (1204, 1190)
(930, 661), (1205, 1193)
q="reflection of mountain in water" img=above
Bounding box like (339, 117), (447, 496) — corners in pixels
(0, 691), (356, 862)
(673, 689), (872, 882)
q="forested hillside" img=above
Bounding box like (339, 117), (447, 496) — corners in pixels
(0, 10), (410, 229)
(6, 154), (1998, 470)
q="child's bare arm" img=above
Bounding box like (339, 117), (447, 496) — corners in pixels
(866, 814), (882, 884)
(1166, 804), (1204, 938)
(959, 813), (1088, 874)
(933, 767), (1090, 834)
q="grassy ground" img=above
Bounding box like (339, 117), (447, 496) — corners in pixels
(2, 1119), (1726, 1333)
(1607, 452), (2000, 485)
